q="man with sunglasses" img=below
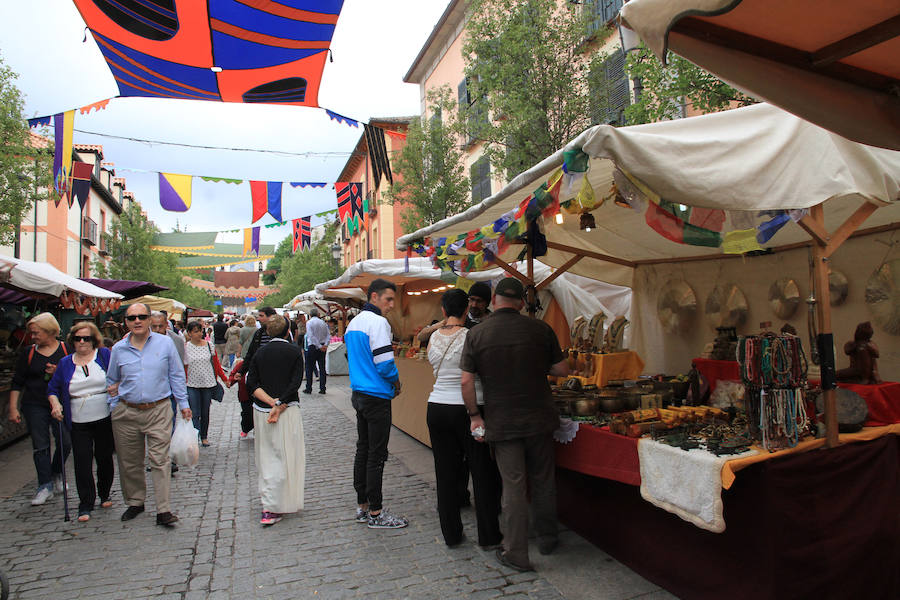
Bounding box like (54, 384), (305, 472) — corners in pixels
(107, 303), (192, 527)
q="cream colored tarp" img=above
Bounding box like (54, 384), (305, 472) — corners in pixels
(0, 256), (123, 300)
(123, 295), (186, 320)
(397, 103), (900, 287)
(619, 0), (900, 151)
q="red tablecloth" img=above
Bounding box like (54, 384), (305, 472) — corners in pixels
(837, 381), (900, 426)
(691, 358), (740, 393)
(555, 424), (640, 486)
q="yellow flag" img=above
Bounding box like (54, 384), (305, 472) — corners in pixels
(722, 229), (763, 254)
(455, 277), (474, 293)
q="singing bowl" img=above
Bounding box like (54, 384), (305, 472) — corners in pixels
(657, 280), (698, 334)
(830, 270), (849, 306)
(865, 260), (900, 335)
(705, 283), (748, 329)
(571, 398), (601, 416)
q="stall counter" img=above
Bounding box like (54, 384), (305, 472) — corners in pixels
(392, 356), (434, 447)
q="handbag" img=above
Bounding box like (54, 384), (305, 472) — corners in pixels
(207, 342), (225, 402)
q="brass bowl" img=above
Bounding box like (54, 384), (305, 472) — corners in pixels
(599, 395), (624, 413)
(571, 397), (601, 416)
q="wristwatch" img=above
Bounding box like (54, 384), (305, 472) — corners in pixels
(274, 400), (283, 407)
(468, 410), (480, 417)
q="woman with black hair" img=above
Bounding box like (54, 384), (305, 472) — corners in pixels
(426, 288), (502, 549)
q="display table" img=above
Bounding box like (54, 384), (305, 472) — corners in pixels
(392, 356), (434, 447)
(560, 351), (645, 387)
(836, 381), (900, 426)
(555, 424), (640, 485)
(691, 358), (740, 393)
(325, 342), (348, 375)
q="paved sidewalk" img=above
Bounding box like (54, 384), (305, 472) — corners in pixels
(0, 378), (676, 599)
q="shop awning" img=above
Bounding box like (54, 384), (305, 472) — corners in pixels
(80, 278), (168, 299)
(0, 256), (124, 300)
(397, 103), (900, 288)
(618, 0), (900, 150)
(150, 231), (218, 253)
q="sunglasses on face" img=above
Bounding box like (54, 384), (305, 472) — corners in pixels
(72, 335), (93, 342)
(125, 314), (150, 322)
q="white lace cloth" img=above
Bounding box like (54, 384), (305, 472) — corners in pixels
(553, 418), (580, 444)
(638, 439), (756, 533)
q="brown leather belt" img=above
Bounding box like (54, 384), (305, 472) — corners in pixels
(122, 397), (170, 410)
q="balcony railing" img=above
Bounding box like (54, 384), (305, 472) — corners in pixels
(81, 217), (98, 247)
(98, 234), (109, 256)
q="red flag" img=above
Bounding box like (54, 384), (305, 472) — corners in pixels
(292, 218), (303, 253)
(69, 161), (93, 209)
(335, 182), (360, 223)
(292, 217), (311, 253)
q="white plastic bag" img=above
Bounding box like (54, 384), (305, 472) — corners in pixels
(170, 418), (200, 467)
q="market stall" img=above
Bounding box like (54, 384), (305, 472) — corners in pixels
(0, 257), (124, 447)
(395, 103), (900, 599)
(316, 257), (631, 446)
(123, 295), (187, 321)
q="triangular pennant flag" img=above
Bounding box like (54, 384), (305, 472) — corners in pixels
(250, 181), (282, 223)
(70, 161), (93, 210)
(159, 173), (192, 212)
(290, 182), (327, 188)
(52, 111), (74, 206)
(335, 182), (362, 225)
(292, 218), (303, 253)
(325, 109), (359, 128)
(301, 216), (312, 250)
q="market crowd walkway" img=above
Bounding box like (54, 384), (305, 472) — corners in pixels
(0, 378), (675, 600)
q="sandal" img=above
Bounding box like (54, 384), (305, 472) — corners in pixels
(77, 512), (91, 522)
(100, 499), (113, 509)
(201, 440), (211, 447)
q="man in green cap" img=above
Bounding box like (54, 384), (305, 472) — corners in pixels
(460, 277), (570, 572)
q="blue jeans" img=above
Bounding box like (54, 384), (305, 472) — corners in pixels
(21, 401), (71, 489)
(187, 387), (213, 440)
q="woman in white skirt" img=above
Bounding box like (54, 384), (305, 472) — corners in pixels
(246, 314), (306, 526)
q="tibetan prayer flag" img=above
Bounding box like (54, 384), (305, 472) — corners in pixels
(645, 202), (722, 248)
(723, 229), (763, 254)
(756, 212), (791, 244)
(159, 173), (192, 212)
(69, 161), (93, 210)
(335, 182), (361, 224)
(53, 111), (75, 205)
(243, 227), (260, 257)
(250, 181), (282, 223)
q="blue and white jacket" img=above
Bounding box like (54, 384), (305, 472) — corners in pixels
(345, 303), (399, 399)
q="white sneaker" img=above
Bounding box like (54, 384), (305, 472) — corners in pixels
(31, 487), (53, 505)
(53, 475), (67, 494)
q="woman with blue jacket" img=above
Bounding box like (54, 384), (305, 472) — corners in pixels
(47, 321), (114, 522)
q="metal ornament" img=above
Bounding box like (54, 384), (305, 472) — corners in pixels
(829, 270), (849, 306)
(657, 280), (697, 334)
(768, 278), (801, 319)
(705, 283), (748, 329)
(865, 259), (900, 335)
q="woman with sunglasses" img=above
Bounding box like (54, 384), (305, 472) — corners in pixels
(184, 321), (229, 447)
(47, 321), (114, 522)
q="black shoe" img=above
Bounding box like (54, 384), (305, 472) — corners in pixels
(538, 539), (559, 555)
(495, 548), (534, 572)
(318, 390), (326, 394)
(446, 532), (466, 548)
(156, 512), (179, 527)
(171, 464), (179, 474)
(302, 389), (312, 394)
(121, 505), (145, 521)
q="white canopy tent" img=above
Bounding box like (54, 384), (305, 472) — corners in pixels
(396, 102), (900, 448)
(0, 256), (123, 300)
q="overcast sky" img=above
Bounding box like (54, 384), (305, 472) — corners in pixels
(0, 0), (450, 247)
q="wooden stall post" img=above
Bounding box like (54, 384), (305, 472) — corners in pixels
(526, 235), (536, 318)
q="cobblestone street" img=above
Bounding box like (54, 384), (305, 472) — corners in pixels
(0, 379), (674, 600)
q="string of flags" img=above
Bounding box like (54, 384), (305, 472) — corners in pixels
(408, 147), (805, 275)
(292, 217), (312, 253)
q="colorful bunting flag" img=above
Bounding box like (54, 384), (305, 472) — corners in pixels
(53, 111), (74, 205)
(200, 176), (242, 184)
(756, 212), (791, 244)
(335, 182), (361, 224)
(364, 124), (393, 185)
(645, 201), (722, 248)
(243, 227), (260, 257)
(28, 115), (51, 128)
(325, 109), (359, 128)
(290, 182), (327, 188)
(69, 161), (93, 210)
(723, 229), (763, 254)
(159, 173), (193, 212)
(292, 216), (311, 253)
(250, 181), (283, 223)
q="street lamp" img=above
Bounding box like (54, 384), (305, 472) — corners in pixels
(331, 243), (341, 276)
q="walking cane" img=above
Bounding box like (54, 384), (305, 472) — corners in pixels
(58, 419), (70, 522)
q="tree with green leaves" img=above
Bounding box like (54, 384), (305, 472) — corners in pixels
(0, 54), (53, 246)
(264, 221), (340, 308)
(462, 0), (607, 177)
(262, 234), (293, 285)
(624, 44), (757, 125)
(385, 87), (472, 234)
(93, 203), (215, 310)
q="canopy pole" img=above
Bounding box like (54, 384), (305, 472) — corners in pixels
(802, 201), (879, 448)
(526, 232), (535, 318)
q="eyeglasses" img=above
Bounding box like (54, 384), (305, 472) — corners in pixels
(125, 314), (150, 322)
(72, 335), (93, 342)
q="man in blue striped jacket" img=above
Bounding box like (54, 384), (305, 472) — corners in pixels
(345, 278), (408, 529)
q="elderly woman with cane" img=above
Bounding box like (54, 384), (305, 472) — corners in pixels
(47, 321), (115, 522)
(246, 314), (306, 526)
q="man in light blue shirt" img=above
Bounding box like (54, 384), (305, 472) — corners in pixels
(107, 303), (191, 527)
(303, 309), (330, 394)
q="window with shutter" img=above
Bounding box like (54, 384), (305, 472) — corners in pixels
(589, 51), (630, 126)
(583, 0), (624, 39)
(470, 157), (491, 203)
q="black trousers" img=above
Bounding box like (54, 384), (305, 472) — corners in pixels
(426, 402), (502, 547)
(70, 416), (115, 513)
(304, 347), (327, 392)
(352, 391), (391, 512)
